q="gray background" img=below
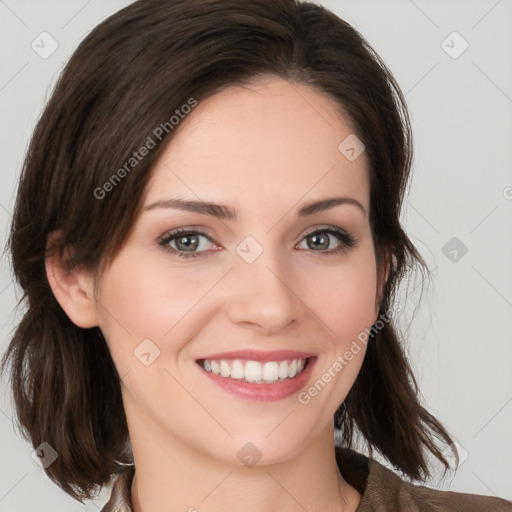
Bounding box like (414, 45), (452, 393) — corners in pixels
(1, 0), (511, 510)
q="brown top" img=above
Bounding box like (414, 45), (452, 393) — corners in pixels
(100, 447), (512, 511)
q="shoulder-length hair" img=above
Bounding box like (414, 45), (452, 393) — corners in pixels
(2, 0), (456, 502)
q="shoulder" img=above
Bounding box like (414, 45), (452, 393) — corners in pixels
(363, 458), (512, 512)
(335, 447), (512, 512)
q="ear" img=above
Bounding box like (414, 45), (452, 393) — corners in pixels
(374, 245), (391, 316)
(45, 231), (99, 328)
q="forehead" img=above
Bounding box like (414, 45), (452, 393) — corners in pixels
(144, 76), (369, 217)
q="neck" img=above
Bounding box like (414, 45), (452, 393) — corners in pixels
(126, 410), (360, 512)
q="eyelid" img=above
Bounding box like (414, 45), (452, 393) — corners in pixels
(300, 224), (354, 241)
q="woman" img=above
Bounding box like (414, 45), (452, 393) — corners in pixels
(2, 0), (511, 510)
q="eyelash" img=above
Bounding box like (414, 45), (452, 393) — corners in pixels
(157, 226), (357, 259)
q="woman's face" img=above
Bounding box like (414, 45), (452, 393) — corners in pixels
(93, 76), (384, 466)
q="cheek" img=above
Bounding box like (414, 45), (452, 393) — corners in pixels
(97, 254), (203, 338)
(95, 258), (200, 414)
(95, 252), (223, 380)
(292, 249), (378, 424)
(310, 248), (379, 344)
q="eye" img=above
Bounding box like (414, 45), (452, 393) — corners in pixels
(296, 227), (356, 254)
(158, 225), (357, 260)
(158, 228), (216, 259)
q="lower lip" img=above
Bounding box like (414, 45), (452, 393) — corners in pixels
(198, 357), (317, 402)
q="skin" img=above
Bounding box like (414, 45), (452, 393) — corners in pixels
(46, 76), (389, 512)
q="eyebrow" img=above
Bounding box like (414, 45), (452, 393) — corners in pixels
(143, 196), (366, 220)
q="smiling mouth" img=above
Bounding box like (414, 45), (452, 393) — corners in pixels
(196, 357), (313, 384)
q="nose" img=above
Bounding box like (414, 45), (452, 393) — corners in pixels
(224, 246), (302, 335)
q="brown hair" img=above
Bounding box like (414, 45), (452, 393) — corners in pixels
(1, 0), (456, 503)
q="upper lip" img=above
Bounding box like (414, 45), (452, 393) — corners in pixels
(197, 350), (316, 363)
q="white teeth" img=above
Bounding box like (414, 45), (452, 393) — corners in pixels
(220, 360), (231, 377)
(210, 360), (220, 375)
(262, 362), (279, 382)
(244, 361), (262, 382)
(289, 360), (297, 378)
(278, 361), (289, 379)
(230, 359), (245, 379)
(200, 358), (308, 384)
